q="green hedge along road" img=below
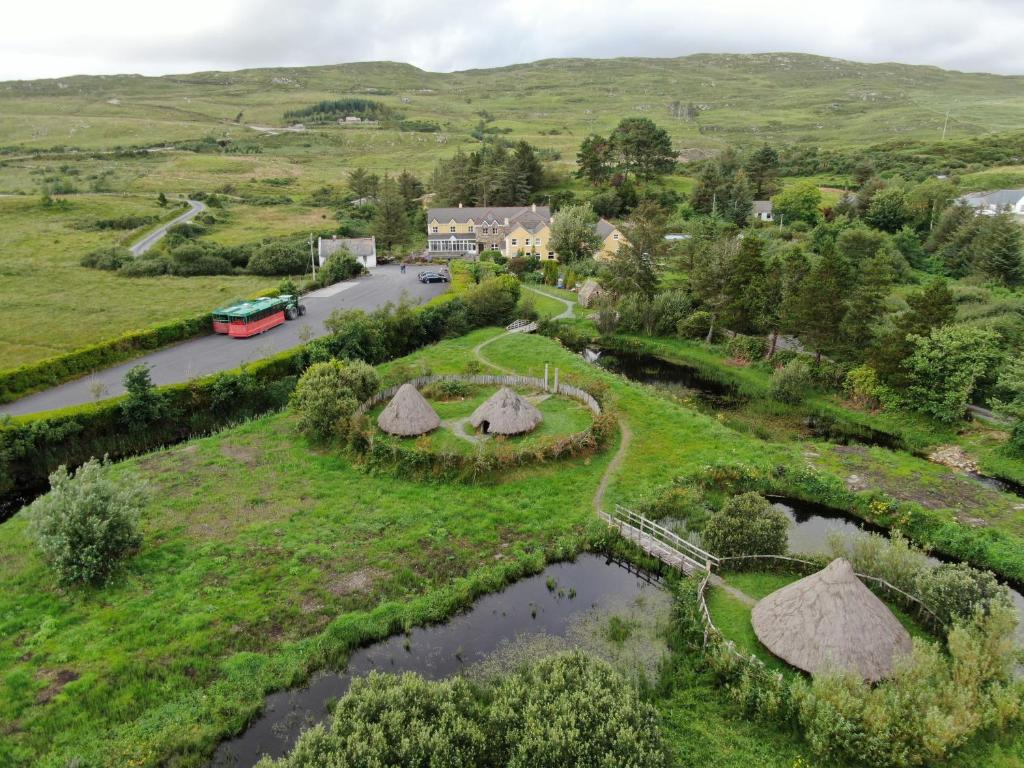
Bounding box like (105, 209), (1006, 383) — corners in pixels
(0, 265), (447, 417)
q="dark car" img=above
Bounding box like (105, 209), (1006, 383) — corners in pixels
(417, 271), (449, 283)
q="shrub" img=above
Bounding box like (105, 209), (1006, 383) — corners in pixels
(422, 380), (472, 400)
(247, 240), (310, 276)
(80, 246), (132, 271)
(616, 293), (653, 333)
(257, 653), (666, 768)
(119, 255), (169, 276)
(727, 334), (767, 362)
(913, 562), (1011, 626)
(1009, 421), (1024, 455)
(290, 359), (378, 440)
(844, 364), (882, 409)
(676, 310), (713, 340)
(316, 252), (364, 286)
(516, 294), (539, 322)
(464, 275), (521, 327)
(702, 492), (788, 558)
(770, 358), (813, 404)
(28, 458), (145, 587)
(650, 290), (693, 336)
(120, 364), (163, 429)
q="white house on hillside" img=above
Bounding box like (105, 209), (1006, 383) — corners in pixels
(957, 189), (1024, 216)
(318, 235), (377, 269)
(752, 200), (774, 222)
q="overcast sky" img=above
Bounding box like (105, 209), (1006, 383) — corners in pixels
(3, 0), (1024, 81)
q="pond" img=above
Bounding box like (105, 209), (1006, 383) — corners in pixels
(769, 495), (1024, 646)
(211, 554), (671, 768)
(0, 484), (45, 525)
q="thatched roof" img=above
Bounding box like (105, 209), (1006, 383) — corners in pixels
(377, 384), (440, 436)
(750, 558), (912, 682)
(470, 387), (543, 435)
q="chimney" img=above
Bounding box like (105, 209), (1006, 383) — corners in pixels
(504, 217), (509, 226)
(531, 202), (537, 212)
(458, 202), (463, 208)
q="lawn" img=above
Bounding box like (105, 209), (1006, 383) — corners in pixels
(0, 194), (272, 370)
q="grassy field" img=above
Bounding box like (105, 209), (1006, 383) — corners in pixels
(0, 194), (273, 368)
(0, 328), (1021, 766)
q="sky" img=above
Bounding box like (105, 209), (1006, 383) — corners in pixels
(2, 0), (1024, 81)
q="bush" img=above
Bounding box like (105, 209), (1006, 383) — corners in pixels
(167, 243), (234, 276)
(120, 364), (163, 429)
(80, 246), (132, 271)
(247, 240), (310, 276)
(316, 252), (364, 286)
(727, 334), (767, 362)
(257, 653), (666, 768)
(702, 492), (788, 558)
(464, 275), (521, 327)
(914, 562), (1011, 626)
(118, 255), (169, 276)
(770, 358), (813, 404)
(844, 364), (882, 409)
(28, 458), (145, 587)
(676, 310), (713, 340)
(650, 290), (693, 336)
(616, 294), (653, 334)
(290, 359), (378, 440)
(1009, 421), (1024, 455)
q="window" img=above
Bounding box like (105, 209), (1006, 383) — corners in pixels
(467, 225), (474, 233)
(431, 226), (438, 233)
(449, 225), (456, 233)
(547, 251), (554, 258)
(511, 238), (518, 246)
(524, 238), (531, 246)
(612, 233), (619, 240)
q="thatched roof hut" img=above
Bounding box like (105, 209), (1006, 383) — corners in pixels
(750, 558), (912, 682)
(470, 387), (543, 435)
(377, 383), (440, 437)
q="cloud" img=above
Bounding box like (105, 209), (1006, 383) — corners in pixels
(2, 0), (1023, 80)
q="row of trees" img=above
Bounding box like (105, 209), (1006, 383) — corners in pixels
(430, 140), (544, 207)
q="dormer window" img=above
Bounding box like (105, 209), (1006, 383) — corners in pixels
(450, 225), (456, 233)
(468, 225), (474, 233)
(431, 225), (438, 233)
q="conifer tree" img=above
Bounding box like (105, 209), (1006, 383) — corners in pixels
(372, 174), (409, 255)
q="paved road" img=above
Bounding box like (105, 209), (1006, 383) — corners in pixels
(131, 198), (206, 255)
(3, 266), (448, 417)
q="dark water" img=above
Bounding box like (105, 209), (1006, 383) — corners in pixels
(582, 346), (743, 409)
(0, 485), (45, 524)
(966, 470), (1024, 499)
(211, 554), (664, 768)
(771, 496), (1024, 645)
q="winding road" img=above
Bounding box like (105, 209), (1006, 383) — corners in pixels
(131, 198), (206, 255)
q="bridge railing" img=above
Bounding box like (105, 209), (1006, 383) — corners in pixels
(611, 505), (720, 572)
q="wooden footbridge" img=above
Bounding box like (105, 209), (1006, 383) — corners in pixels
(600, 505), (720, 576)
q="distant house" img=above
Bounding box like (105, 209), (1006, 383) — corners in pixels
(664, 233), (692, 241)
(957, 189), (1024, 216)
(425, 203), (624, 261)
(318, 235), (377, 269)
(752, 200), (774, 222)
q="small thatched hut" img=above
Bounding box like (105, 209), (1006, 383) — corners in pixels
(377, 383), (440, 437)
(750, 558), (912, 682)
(470, 387), (543, 435)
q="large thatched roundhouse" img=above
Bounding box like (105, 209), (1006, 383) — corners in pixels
(377, 383), (440, 437)
(470, 387), (543, 435)
(750, 558), (912, 682)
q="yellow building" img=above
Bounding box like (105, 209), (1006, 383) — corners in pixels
(426, 202), (624, 261)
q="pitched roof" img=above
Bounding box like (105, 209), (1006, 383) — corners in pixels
(319, 236), (376, 260)
(750, 558), (913, 682)
(595, 218), (617, 238)
(377, 384), (440, 437)
(470, 387), (543, 435)
(427, 205), (551, 225)
(752, 200), (774, 214)
(958, 189), (1024, 209)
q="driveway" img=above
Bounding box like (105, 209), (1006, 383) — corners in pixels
(131, 198), (206, 255)
(3, 265), (448, 417)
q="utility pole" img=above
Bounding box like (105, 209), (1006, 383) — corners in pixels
(308, 233), (317, 282)
(941, 109), (950, 140)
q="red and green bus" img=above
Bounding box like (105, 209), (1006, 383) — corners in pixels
(212, 295), (305, 338)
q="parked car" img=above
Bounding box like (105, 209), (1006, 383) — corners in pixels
(417, 271), (449, 283)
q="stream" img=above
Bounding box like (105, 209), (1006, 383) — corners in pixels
(211, 554), (669, 767)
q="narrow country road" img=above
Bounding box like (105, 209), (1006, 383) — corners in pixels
(2, 266), (448, 417)
(131, 198), (206, 255)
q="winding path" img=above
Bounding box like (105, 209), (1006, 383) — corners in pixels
(130, 197), (206, 255)
(526, 286), (575, 320)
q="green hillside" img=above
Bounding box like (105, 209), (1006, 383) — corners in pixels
(2, 53), (1024, 155)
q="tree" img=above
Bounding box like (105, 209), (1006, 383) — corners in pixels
(720, 234), (770, 334)
(290, 359), (379, 440)
(907, 177), (957, 232)
(745, 144), (780, 199)
(120, 365), (162, 428)
(771, 181), (822, 226)
(902, 325), (1001, 422)
(28, 458), (145, 587)
(926, 203), (973, 253)
(972, 213), (1023, 286)
(608, 117), (675, 180)
(156, 191), (168, 207)
(347, 166), (379, 200)
(870, 278), (956, 386)
(602, 202), (664, 298)
(689, 236), (739, 342)
(548, 203), (601, 263)
(769, 246), (811, 355)
(690, 149), (754, 228)
(792, 251), (846, 360)
(372, 174), (409, 254)
(702, 492), (789, 558)
(396, 170), (424, 211)
(863, 184), (910, 232)
(838, 250), (894, 358)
